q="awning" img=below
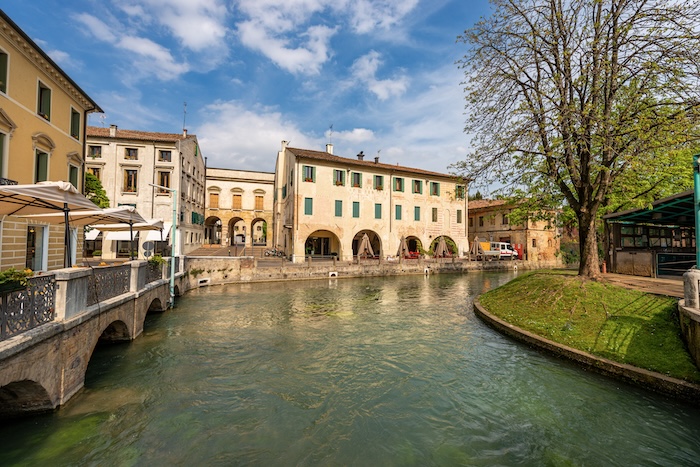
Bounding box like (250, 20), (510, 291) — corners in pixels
(603, 190), (694, 227)
(85, 229), (101, 240)
(105, 230), (138, 241)
(142, 221), (171, 242)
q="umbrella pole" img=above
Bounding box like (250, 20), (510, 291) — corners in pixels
(130, 223), (135, 260)
(64, 203), (72, 268)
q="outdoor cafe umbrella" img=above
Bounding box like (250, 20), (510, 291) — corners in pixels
(21, 206), (150, 261)
(397, 235), (409, 258)
(0, 181), (99, 267)
(434, 236), (449, 258)
(358, 233), (374, 258)
(89, 210), (160, 260)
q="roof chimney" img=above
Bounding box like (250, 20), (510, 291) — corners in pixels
(281, 140), (289, 151)
(357, 151), (364, 161)
(183, 128), (188, 137)
(109, 124), (117, 137)
(374, 156), (379, 164)
(326, 143), (333, 154)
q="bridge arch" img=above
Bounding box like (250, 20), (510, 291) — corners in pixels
(0, 380), (53, 418)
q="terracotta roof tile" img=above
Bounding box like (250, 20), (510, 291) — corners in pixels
(287, 147), (462, 180)
(87, 126), (194, 143)
(468, 199), (510, 210)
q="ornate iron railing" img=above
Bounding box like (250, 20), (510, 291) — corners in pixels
(146, 263), (162, 284)
(1, 275), (56, 341)
(86, 264), (130, 307)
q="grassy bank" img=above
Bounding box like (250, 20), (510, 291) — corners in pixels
(479, 270), (700, 383)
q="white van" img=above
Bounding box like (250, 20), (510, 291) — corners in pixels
(490, 242), (518, 260)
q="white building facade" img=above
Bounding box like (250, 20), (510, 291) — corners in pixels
(85, 125), (205, 259)
(273, 142), (469, 263)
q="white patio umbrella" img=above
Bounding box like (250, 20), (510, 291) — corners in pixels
(397, 236), (409, 258)
(20, 206), (150, 262)
(92, 217), (163, 260)
(434, 236), (449, 258)
(358, 233), (374, 258)
(0, 181), (99, 267)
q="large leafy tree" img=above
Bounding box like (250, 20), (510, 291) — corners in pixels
(453, 0), (700, 277)
(84, 172), (110, 208)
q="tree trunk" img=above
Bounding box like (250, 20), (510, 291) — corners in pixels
(578, 213), (600, 278)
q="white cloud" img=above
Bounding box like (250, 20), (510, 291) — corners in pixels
(237, 20), (336, 75)
(195, 101), (320, 170)
(74, 13), (189, 80)
(351, 51), (409, 100)
(329, 128), (375, 144)
(344, 0), (420, 34)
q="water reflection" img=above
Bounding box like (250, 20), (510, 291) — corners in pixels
(2, 272), (700, 466)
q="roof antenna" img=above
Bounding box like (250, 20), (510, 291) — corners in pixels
(183, 101), (187, 132)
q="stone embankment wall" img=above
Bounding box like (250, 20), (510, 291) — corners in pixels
(179, 256), (562, 290)
(680, 270), (700, 369)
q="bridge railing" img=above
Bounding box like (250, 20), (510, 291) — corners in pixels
(0, 274), (56, 341)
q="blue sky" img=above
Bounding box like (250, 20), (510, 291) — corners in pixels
(2, 0), (492, 174)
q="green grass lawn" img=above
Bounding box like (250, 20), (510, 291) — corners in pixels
(479, 270), (700, 383)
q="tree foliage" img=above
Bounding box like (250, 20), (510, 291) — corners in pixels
(84, 172), (110, 208)
(453, 0), (700, 277)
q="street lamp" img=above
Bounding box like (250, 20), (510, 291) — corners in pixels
(149, 183), (177, 308)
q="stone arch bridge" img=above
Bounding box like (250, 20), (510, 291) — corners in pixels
(0, 260), (180, 418)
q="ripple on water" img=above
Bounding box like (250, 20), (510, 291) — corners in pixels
(2, 272), (700, 466)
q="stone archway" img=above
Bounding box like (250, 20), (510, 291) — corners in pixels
(228, 217), (246, 246)
(352, 230), (382, 257)
(304, 230), (341, 258)
(406, 236), (423, 255)
(251, 218), (268, 246)
(204, 216), (222, 245)
(429, 235), (457, 256)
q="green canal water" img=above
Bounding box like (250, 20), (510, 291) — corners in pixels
(3, 272), (700, 466)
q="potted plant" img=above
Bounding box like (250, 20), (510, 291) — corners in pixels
(0, 267), (33, 294)
(92, 249), (102, 259)
(148, 254), (166, 266)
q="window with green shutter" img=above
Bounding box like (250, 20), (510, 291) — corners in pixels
(35, 150), (48, 182)
(335, 200), (342, 217)
(430, 182), (440, 196)
(414, 206), (420, 221)
(353, 201), (360, 218)
(304, 197), (313, 215)
(457, 209), (463, 223)
(395, 204), (402, 220)
(393, 177), (404, 192)
(375, 203), (382, 219)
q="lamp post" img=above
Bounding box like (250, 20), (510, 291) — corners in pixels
(694, 154), (700, 268)
(149, 183), (177, 308)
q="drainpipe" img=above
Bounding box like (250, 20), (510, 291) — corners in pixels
(694, 154), (700, 267)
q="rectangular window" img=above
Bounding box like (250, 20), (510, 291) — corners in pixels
(353, 201), (360, 218)
(125, 148), (138, 160)
(413, 180), (422, 194)
(70, 108), (80, 139)
(414, 206), (420, 221)
(393, 177), (404, 192)
(335, 200), (342, 217)
(210, 192), (219, 208)
(158, 171), (171, 192)
(35, 150), (48, 182)
(281, 185), (287, 199)
(457, 209), (463, 224)
(395, 204), (402, 220)
(255, 195), (264, 210)
(0, 51), (7, 93)
(479, 216), (484, 227)
(430, 182), (440, 196)
(304, 197), (313, 215)
(502, 213), (509, 225)
(303, 165), (315, 182)
(88, 145), (102, 158)
(455, 185), (465, 199)
(351, 172), (362, 187)
(69, 165), (79, 188)
(375, 203), (382, 219)
(469, 217), (473, 227)
(532, 238), (537, 248)
(432, 208), (438, 222)
(37, 81), (51, 120)
(89, 167), (101, 179)
(374, 175), (384, 190)
(123, 169), (138, 192)
(334, 169), (345, 186)
(233, 194), (242, 209)
(159, 150), (172, 162)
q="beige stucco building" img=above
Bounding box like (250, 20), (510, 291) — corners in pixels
(204, 168), (275, 254)
(468, 199), (561, 262)
(85, 125), (206, 259)
(273, 142), (469, 263)
(0, 9), (101, 271)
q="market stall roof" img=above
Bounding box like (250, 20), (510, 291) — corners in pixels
(603, 190), (694, 227)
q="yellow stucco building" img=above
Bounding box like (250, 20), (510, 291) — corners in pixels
(0, 9), (101, 271)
